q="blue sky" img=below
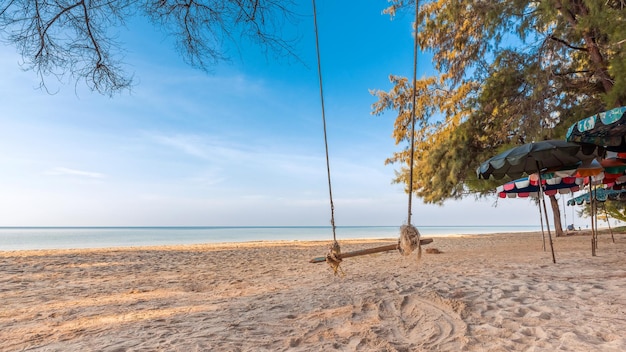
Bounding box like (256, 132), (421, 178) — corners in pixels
(0, 1), (578, 227)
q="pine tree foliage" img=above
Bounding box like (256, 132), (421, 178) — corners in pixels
(372, 0), (626, 204)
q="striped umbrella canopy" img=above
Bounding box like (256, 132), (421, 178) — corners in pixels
(497, 176), (582, 198)
(496, 175), (583, 264)
(601, 157), (626, 174)
(566, 106), (626, 152)
(567, 188), (626, 206)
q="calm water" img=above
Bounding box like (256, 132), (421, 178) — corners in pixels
(0, 226), (543, 251)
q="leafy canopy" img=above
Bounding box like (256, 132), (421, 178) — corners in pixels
(372, 0), (626, 204)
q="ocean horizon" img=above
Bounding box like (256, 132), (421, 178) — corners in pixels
(0, 225), (546, 251)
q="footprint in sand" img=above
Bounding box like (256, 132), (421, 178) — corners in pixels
(348, 292), (468, 350)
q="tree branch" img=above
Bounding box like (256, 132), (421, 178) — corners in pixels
(1, 0), (300, 95)
(548, 35), (588, 52)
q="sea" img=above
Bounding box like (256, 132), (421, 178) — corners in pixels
(0, 225), (543, 251)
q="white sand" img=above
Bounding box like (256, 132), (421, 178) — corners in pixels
(1, 231), (625, 351)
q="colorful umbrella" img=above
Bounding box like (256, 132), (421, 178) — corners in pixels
(566, 106), (626, 152)
(497, 176), (581, 198)
(601, 157), (626, 174)
(567, 188), (626, 206)
(479, 140), (599, 263)
(494, 175), (584, 263)
(576, 159), (604, 177)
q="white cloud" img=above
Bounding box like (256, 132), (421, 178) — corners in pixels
(146, 132), (249, 161)
(45, 167), (106, 179)
(150, 134), (211, 159)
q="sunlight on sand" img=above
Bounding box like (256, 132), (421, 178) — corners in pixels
(1, 231), (625, 351)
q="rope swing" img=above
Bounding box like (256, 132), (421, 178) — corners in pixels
(310, 0), (429, 273)
(398, 0), (422, 258)
(311, 0), (343, 275)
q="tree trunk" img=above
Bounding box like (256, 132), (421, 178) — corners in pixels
(549, 195), (564, 237)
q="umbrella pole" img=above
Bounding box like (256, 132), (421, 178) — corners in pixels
(572, 200), (575, 229)
(562, 195), (567, 232)
(593, 187), (599, 252)
(602, 203), (615, 243)
(590, 182), (596, 256)
(540, 195), (556, 263)
(537, 200), (546, 251)
(593, 187), (598, 252)
(536, 165), (556, 263)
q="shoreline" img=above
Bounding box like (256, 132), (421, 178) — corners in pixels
(0, 226), (550, 252)
(2, 230), (625, 351)
(0, 229), (558, 254)
(0, 227), (612, 254)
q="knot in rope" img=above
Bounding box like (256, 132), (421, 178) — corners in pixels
(326, 241), (343, 276)
(398, 224), (421, 260)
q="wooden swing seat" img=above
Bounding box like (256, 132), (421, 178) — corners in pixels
(309, 238), (433, 263)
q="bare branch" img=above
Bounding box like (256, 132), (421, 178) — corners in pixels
(0, 0), (301, 95)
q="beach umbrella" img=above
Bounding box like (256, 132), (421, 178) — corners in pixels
(576, 159), (604, 177)
(477, 140), (596, 180)
(573, 159), (608, 256)
(598, 158), (626, 186)
(600, 157), (626, 174)
(530, 163), (580, 181)
(567, 188), (625, 206)
(566, 106), (626, 152)
(478, 140), (598, 263)
(497, 176), (582, 252)
(567, 188), (625, 246)
(497, 176), (581, 198)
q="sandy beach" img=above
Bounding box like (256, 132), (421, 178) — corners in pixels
(1, 230), (625, 351)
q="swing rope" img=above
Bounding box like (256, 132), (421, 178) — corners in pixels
(407, 0), (419, 226)
(310, 0), (426, 272)
(398, 0), (422, 258)
(312, 0), (342, 273)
